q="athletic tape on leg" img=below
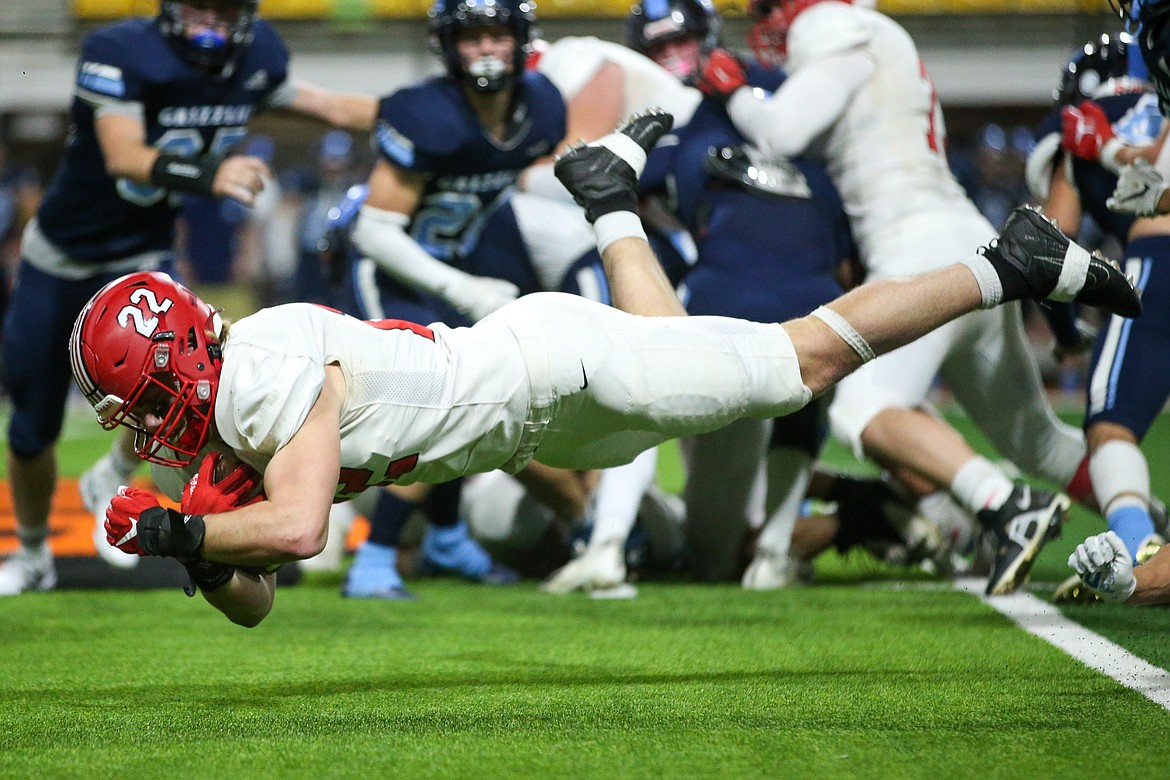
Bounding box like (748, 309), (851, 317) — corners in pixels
(812, 306), (875, 363)
(592, 133), (647, 175)
(1051, 242), (1093, 302)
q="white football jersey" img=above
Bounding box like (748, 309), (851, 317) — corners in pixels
(213, 303), (530, 498)
(536, 36), (701, 127)
(787, 3), (981, 265)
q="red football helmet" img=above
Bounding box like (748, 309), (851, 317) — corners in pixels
(69, 271), (224, 467)
(747, 0), (867, 64)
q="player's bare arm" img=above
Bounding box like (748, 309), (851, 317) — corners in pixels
(286, 79), (378, 133)
(200, 567), (277, 627)
(1042, 160), (1083, 236)
(1130, 544), (1170, 605)
(95, 112), (271, 206)
(365, 158), (426, 215)
(199, 364), (345, 567)
(516, 463), (598, 520)
(355, 159), (522, 320)
(93, 112), (156, 183)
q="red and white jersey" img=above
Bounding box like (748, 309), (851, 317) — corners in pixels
(535, 36), (702, 127)
(214, 304), (530, 498)
(787, 3), (981, 268)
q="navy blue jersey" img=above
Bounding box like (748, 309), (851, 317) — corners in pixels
(1036, 91), (1163, 244)
(36, 17), (289, 265)
(642, 65), (851, 323)
(372, 72), (565, 264)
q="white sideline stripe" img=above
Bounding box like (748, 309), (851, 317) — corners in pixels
(954, 577), (1170, 709)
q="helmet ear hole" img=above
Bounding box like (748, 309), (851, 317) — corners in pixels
(69, 271), (225, 467)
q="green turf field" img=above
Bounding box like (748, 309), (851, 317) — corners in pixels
(3, 406), (1170, 778)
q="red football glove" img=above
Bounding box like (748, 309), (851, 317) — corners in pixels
(104, 486), (162, 556)
(696, 48), (748, 103)
(181, 451), (265, 516)
(1061, 100), (1115, 162)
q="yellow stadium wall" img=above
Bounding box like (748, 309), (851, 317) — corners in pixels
(71, 0), (1115, 19)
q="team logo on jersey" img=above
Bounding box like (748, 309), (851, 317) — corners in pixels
(157, 104), (254, 128)
(243, 70), (269, 91)
(525, 140), (553, 158)
(77, 61), (125, 98)
(434, 170), (518, 194)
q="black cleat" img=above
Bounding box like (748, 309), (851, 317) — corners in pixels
(1051, 573), (1102, 604)
(553, 109), (674, 222)
(980, 482), (1071, 596)
(982, 206), (1142, 318)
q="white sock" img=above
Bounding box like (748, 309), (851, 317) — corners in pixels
(1090, 439), (1150, 512)
(756, 449), (812, 556)
(951, 457), (1014, 514)
(593, 211), (647, 255)
(958, 255), (1003, 309)
(591, 448), (658, 547)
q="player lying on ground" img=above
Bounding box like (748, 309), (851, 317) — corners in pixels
(69, 111), (1140, 625)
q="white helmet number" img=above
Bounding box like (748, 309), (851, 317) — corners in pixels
(117, 289), (174, 338)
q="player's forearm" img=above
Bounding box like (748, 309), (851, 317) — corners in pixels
(286, 81), (377, 132)
(200, 499), (327, 567)
(1128, 546), (1170, 605)
(201, 569), (276, 627)
(94, 113), (157, 183)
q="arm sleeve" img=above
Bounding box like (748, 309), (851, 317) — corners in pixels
(351, 204), (474, 299)
(726, 49), (876, 158)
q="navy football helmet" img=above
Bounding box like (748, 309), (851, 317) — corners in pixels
(626, 0), (722, 58)
(1054, 32), (1141, 106)
(1111, 0), (1170, 112)
(158, 0), (258, 76)
(428, 0), (537, 93)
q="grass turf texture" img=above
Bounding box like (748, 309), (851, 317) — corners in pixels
(2, 407), (1170, 776)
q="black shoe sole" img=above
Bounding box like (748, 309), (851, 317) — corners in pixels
(985, 493), (1071, 596)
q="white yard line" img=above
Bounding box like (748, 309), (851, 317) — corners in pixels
(953, 577), (1170, 710)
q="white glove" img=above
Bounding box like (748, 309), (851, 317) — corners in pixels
(1108, 159), (1170, 217)
(1068, 530), (1136, 602)
(446, 274), (520, 322)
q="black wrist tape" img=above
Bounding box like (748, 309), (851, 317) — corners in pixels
(150, 153), (218, 195)
(138, 507), (206, 558)
(182, 559), (236, 596)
